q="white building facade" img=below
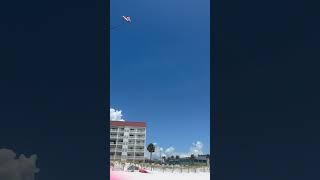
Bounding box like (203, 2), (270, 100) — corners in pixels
(110, 121), (146, 162)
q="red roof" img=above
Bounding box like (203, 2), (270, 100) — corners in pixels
(110, 121), (146, 127)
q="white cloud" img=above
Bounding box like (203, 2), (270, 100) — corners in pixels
(110, 108), (125, 121)
(189, 141), (204, 156)
(0, 149), (39, 180)
(164, 147), (175, 156)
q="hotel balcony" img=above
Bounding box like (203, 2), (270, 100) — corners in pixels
(127, 156), (145, 160)
(135, 136), (145, 139)
(110, 148), (122, 152)
(110, 155), (122, 160)
(126, 156), (136, 159)
(130, 131), (145, 134)
(128, 136), (145, 140)
(135, 149), (144, 152)
(135, 143), (145, 146)
(126, 148), (144, 152)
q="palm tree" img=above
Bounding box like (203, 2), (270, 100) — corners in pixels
(147, 143), (155, 162)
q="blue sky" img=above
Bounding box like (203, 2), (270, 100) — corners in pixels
(110, 0), (210, 156)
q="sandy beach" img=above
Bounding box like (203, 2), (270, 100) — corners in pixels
(111, 170), (210, 180)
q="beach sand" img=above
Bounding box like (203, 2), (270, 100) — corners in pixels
(111, 170), (210, 180)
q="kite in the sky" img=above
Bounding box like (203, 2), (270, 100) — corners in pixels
(122, 16), (131, 23)
(111, 16), (132, 30)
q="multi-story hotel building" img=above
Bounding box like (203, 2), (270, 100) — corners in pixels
(110, 121), (146, 162)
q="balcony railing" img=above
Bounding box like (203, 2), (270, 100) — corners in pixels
(135, 149), (145, 152)
(128, 136), (145, 139)
(110, 148), (122, 151)
(110, 155), (122, 159)
(135, 156), (145, 159)
(135, 143), (145, 146)
(126, 156), (145, 160)
(135, 136), (145, 139)
(131, 131), (145, 134)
